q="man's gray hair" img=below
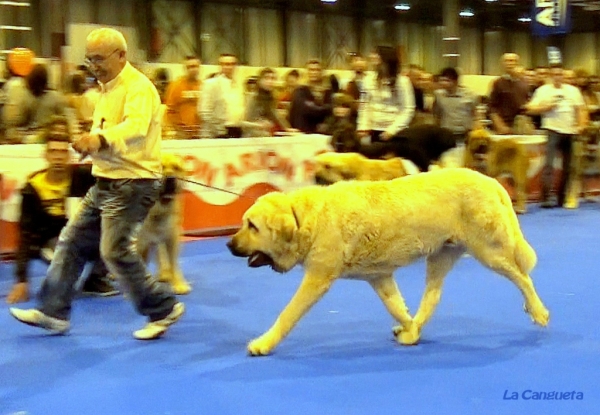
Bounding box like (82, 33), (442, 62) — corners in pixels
(86, 28), (128, 53)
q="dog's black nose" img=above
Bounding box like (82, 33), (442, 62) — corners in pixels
(314, 176), (330, 186)
(226, 239), (242, 256)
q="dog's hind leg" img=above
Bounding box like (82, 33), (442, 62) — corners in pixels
(368, 274), (416, 345)
(402, 245), (465, 345)
(470, 245), (549, 327)
(248, 272), (334, 356)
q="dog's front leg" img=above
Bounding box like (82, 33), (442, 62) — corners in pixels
(164, 231), (191, 295)
(248, 273), (333, 356)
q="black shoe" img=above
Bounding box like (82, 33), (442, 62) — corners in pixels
(540, 200), (557, 209)
(82, 276), (119, 297)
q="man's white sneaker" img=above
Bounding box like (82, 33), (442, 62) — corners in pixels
(133, 302), (185, 340)
(9, 308), (70, 334)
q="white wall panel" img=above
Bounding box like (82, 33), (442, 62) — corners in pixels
(483, 31), (504, 75)
(287, 12), (319, 68)
(458, 27), (482, 75)
(322, 15), (356, 69)
(564, 33), (596, 73)
(508, 32), (532, 69)
(362, 19), (389, 58)
(246, 8), (283, 68)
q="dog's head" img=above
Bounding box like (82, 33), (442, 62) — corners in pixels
(227, 192), (300, 273)
(314, 152), (365, 184)
(159, 153), (186, 204)
(467, 129), (491, 160)
(330, 124), (361, 153)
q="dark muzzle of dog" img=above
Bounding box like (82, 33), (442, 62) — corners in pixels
(226, 240), (274, 268)
(314, 175), (332, 186)
(159, 177), (178, 203)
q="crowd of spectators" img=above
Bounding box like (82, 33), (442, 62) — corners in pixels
(2, 47), (600, 210)
(2, 47), (600, 146)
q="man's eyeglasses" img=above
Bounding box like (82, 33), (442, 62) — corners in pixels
(84, 49), (120, 66)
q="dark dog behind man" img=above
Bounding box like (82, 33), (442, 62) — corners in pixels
(359, 125), (458, 172)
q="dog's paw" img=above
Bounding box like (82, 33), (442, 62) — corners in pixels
(514, 206), (527, 215)
(172, 281), (192, 295)
(247, 335), (276, 356)
(524, 303), (550, 327)
(393, 322), (421, 346)
(6, 283), (29, 304)
(157, 271), (172, 283)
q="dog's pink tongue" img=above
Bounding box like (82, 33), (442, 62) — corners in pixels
(248, 252), (271, 268)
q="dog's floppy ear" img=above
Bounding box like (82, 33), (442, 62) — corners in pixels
(338, 159), (357, 180)
(340, 168), (356, 180)
(265, 193), (298, 243)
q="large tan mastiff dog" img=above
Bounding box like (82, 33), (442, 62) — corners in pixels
(314, 152), (408, 184)
(227, 168), (549, 356)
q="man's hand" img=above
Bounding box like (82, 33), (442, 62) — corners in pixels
(72, 133), (102, 156)
(380, 131), (393, 141)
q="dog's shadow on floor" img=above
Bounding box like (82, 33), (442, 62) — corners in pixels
(193, 315), (578, 382)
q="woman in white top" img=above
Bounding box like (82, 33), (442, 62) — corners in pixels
(357, 47), (415, 143)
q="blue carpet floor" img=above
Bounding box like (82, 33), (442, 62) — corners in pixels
(1, 203), (599, 415)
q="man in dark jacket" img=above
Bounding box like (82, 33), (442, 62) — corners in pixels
(7, 119), (117, 303)
(288, 60), (333, 134)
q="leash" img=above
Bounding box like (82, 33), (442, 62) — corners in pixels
(78, 151), (254, 199)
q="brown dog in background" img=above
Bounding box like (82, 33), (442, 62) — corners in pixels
(565, 125), (600, 208)
(464, 129), (529, 214)
(137, 153), (191, 295)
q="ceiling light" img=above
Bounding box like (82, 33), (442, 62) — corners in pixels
(321, 0), (336, 3)
(485, 0), (498, 2)
(394, 3), (411, 11)
(459, 9), (474, 17)
(0, 1), (31, 5)
(518, 16), (532, 22)
(0, 25), (32, 30)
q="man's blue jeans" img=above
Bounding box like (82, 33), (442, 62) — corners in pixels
(38, 178), (176, 321)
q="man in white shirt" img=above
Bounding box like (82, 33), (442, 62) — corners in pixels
(9, 28), (184, 340)
(200, 53), (245, 138)
(526, 65), (588, 208)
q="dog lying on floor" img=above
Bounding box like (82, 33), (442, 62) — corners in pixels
(464, 129), (529, 214)
(137, 153), (191, 295)
(314, 152), (409, 185)
(227, 168), (549, 356)
(359, 125), (458, 172)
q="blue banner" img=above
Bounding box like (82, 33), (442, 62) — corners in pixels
(531, 0), (571, 37)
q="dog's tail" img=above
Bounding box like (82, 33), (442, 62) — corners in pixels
(497, 185), (537, 274)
